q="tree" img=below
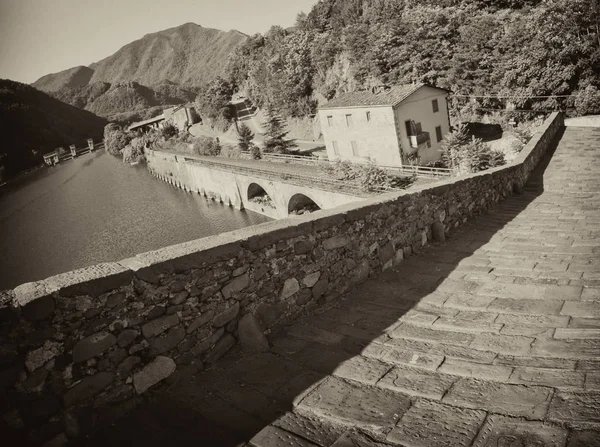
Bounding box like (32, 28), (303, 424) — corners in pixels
(238, 123), (255, 151)
(263, 106), (297, 154)
(193, 137), (221, 156)
(161, 123), (178, 139)
(104, 123), (133, 156)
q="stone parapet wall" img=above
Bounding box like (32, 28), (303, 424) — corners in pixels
(0, 113), (564, 444)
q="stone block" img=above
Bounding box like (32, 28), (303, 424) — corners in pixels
(250, 425), (316, 447)
(117, 356), (141, 375)
(294, 240), (314, 255)
(548, 390), (600, 424)
(388, 399), (485, 447)
(378, 365), (456, 400)
(48, 263), (133, 298)
(221, 273), (249, 298)
(296, 289), (312, 306)
(169, 290), (188, 305)
(323, 235), (351, 251)
(213, 303), (240, 327)
(299, 376), (410, 429)
(149, 327), (185, 355)
(73, 332), (117, 363)
(63, 372), (115, 407)
(141, 314), (179, 338)
(272, 411), (345, 447)
(26, 341), (63, 372)
(22, 296), (56, 322)
(351, 260), (370, 284)
(432, 221), (446, 242)
(333, 356), (390, 385)
(472, 415), (568, 447)
(281, 278), (300, 299)
(187, 310), (215, 334)
(106, 292), (126, 308)
(303, 272), (321, 288)
(133, 356), (176, 394)
(238, 314), (270, 352)
(378, 242), (394, 264)
(205, 334), (236, 364)
(443, 378), (552, 419)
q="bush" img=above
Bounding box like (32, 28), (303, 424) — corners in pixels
(250, 144), (262, 160)
(193, 136), (221, 156)
(104, 124), (133, 156)
(220, 144), (242, 158)
(574, 85), (600, 116)
(161, 123), (178, 139)
(122, 138), (145, 164)
(441, 124), (506, 174)
(323, 160), (413, 192)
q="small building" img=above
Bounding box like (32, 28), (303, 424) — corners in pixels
(43, 151), (59, 166)
(318, 83), (451, 166)
(127, 115), (166, 133)
(163, 105), (200, 132)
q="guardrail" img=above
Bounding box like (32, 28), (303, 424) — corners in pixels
(239, 152), (454, 178)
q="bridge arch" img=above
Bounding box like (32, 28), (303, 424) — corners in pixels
(288, 193), (321, 215)
(247, 182), (275, 209)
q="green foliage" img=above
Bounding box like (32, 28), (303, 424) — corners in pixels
(323, 159), (415, 192)
(238, 123), (255, 151)
(250, 144), (262, 160)
(575, 85), (600, 116)
(441, 124), (506, 173)
(263, 107), (297, 154)
(195, 77), (234, 126)
(224, 0), (600, 119)
(104, 124), (134, 156)
(193, 137), (221, 156)
(161, 123), (178, 139)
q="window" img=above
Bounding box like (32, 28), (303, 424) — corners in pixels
(332, 141), (339, 156)
(327, 115), (333, 127)
(351, 141), (359, 156)
(432, 99), (439, 113)
(435, 126), (443, 142)
(366, 111), (371, 122)
(405, 120), (415, 136)
(345, 114), (353, 127)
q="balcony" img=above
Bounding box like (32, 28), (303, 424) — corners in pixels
(409, 131), (430, 149)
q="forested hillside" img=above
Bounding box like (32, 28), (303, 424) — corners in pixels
(223, 0), (600, 118)
(0, 80), (107, 177)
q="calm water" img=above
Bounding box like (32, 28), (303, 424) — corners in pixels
(0, 150), (269, 290)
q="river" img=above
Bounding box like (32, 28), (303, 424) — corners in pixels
(0, 150), (270, 290)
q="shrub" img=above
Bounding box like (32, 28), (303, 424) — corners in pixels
(104, 124), (133, 156)
(323, 160), (413, 192)
(250, 144), (262, 160)
(193, 136), (221, 156)
(220, 144), (242, 158)
(441, 124), (506, 174)
(122, 138), (145, 164)
(238, 123), (255, 151)
(161, 123), (178, 139)
(574, 85), (600, 116)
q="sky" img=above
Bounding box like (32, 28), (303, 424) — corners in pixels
(0, 0), (317, 84)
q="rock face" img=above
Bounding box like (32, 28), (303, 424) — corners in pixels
(238, 314), (270, 352)
(133, 356), (176, 394)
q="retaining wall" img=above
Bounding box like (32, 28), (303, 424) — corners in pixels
(0, 113), (564, 444)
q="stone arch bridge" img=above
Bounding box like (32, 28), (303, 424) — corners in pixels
(145, 150), (366, 218)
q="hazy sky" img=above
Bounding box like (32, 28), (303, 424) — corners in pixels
(0, 0), (317, 84)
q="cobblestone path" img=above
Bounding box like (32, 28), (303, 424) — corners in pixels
(84, 127), (600, 446)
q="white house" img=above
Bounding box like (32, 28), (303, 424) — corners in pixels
(318, 83), (451, 166)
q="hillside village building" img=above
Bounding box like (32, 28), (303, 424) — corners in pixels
(128, 105), (199, 133)
(318, 83), (451, 167)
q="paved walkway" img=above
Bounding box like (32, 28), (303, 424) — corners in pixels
(84, 127), (600, 446)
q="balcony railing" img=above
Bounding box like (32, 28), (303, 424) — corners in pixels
(409, 132), (430, 149)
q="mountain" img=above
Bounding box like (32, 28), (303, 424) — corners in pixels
(32, 66), (94, 92)
(0, 79), (107, 177)
(88, 23), (247, 87)
(31, 23), (246, 121)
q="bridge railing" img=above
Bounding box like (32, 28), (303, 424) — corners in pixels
(239, 151), (454, 178)
(181, 156), (405, 195)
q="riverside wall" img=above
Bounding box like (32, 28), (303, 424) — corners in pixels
(0, 113), (564, 444)
(145, 151), (365, 218)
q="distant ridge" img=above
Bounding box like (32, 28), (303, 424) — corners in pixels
(0, 79), (107, 177)
(31, 23), (247, 121)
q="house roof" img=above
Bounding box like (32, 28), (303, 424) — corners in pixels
(319, 83), (449, 110)
(128, 114), (165, 131)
